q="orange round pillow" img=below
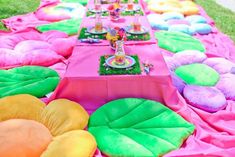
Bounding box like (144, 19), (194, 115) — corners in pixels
(0, 119), (52, 157)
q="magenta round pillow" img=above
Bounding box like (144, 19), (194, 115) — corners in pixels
(216, 73), (235, 101)
(203, 58), (235, 74)
(183, 85), (227, 112)
(173, 50), (207, 65)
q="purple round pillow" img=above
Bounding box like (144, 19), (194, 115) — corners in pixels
(171, 72), (186, 94)
(216, 73), (235, 101)
(183, 85), (227, 112)
(164, 56), (181, 71)
(203, 57), (235, 74)
(173, 50), (207, 65)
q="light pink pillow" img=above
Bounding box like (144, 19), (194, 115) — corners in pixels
(173, 50), (207, 65)
(42, 31), (68, 43)
(164, 56), (181, 71)
(216, 73), (235, 101)
(0, 48), (21, 68)
(14, 40), (52, 53)
(203, 57), (235, 74)
(20, 49), (64, 66)
(51, 38), (76, 57)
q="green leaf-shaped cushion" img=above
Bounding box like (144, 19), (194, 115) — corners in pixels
(175, 63), (220, 86)
(61, 0), (88, 6)
(37, 18), (82, 35)
(0, 66), (59, 98)
(155, 31), (205, 53)
(88, 98), (194, 157)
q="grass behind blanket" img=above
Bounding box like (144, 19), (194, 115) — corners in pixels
(196, 0), (235, 42)
(0, 0), (40, 30)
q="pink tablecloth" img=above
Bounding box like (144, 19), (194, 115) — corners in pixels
(50, 44), (178, 113)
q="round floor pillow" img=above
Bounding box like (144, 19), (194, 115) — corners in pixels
(0, 119), (52, 157)
(216, 73), (235, 101)
(203, 57), (235, 74)
(164, 56), (181, 71)
(168, 24), (195, 35)
(173, 50), (207, 65)
(162, 12), (184, 21)
(183, 85), (227, 112)
(36, 3), (85, 22)
(191, 23), (212, 35)
(171, 72), (186, 94)
(185, 15), (207, 24)
(175, 63), (220, 86)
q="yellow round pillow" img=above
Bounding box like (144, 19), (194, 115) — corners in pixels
(41, 130), (97, 157)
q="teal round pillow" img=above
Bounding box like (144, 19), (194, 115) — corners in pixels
(175, 63), (220, 86)
(88, 98), (194, 157)
(0, 66), (59, 98)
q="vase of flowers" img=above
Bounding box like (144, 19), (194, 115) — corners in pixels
(107, 3), (122, 21)
(106, 27), (126, 50)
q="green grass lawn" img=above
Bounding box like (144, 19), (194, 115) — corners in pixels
(0, 0), (40, 30)
(195, 0), (235, 42)
(0, 0), (235, 43)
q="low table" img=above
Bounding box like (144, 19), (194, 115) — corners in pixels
(50, 44), (179, 113)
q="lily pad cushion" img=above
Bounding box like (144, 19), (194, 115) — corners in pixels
(37, 19), (82, 35)
(203, 57), (235, 74)
(88, 98), (194, 157)
(183, 85), (227, 112)
(173, 50), (207, 65)
(0, 66), (59, 98)
(216, 73), (235, 101)
(155, 31), (205, 53)
(61, 0), (88, 6)
(175, 63), (220, 86)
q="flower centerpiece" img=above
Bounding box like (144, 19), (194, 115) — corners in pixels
(106, 27), (126, 50)
(107, 2), (122, 21)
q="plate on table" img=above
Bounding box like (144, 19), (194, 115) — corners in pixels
(125, 26), (148, 35)
(88, 8), (107, 13)
(87, 26), (108, 35)
(105, 56), (136, 69)
(123, 5), (141, 12)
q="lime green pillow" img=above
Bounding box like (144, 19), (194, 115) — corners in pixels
(0, 66), (59, 98)
(155, 31), (205, 53)
(88, 98), (194, 157)
(175, 63), (220, 86)
(37, 18), (82, 36)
